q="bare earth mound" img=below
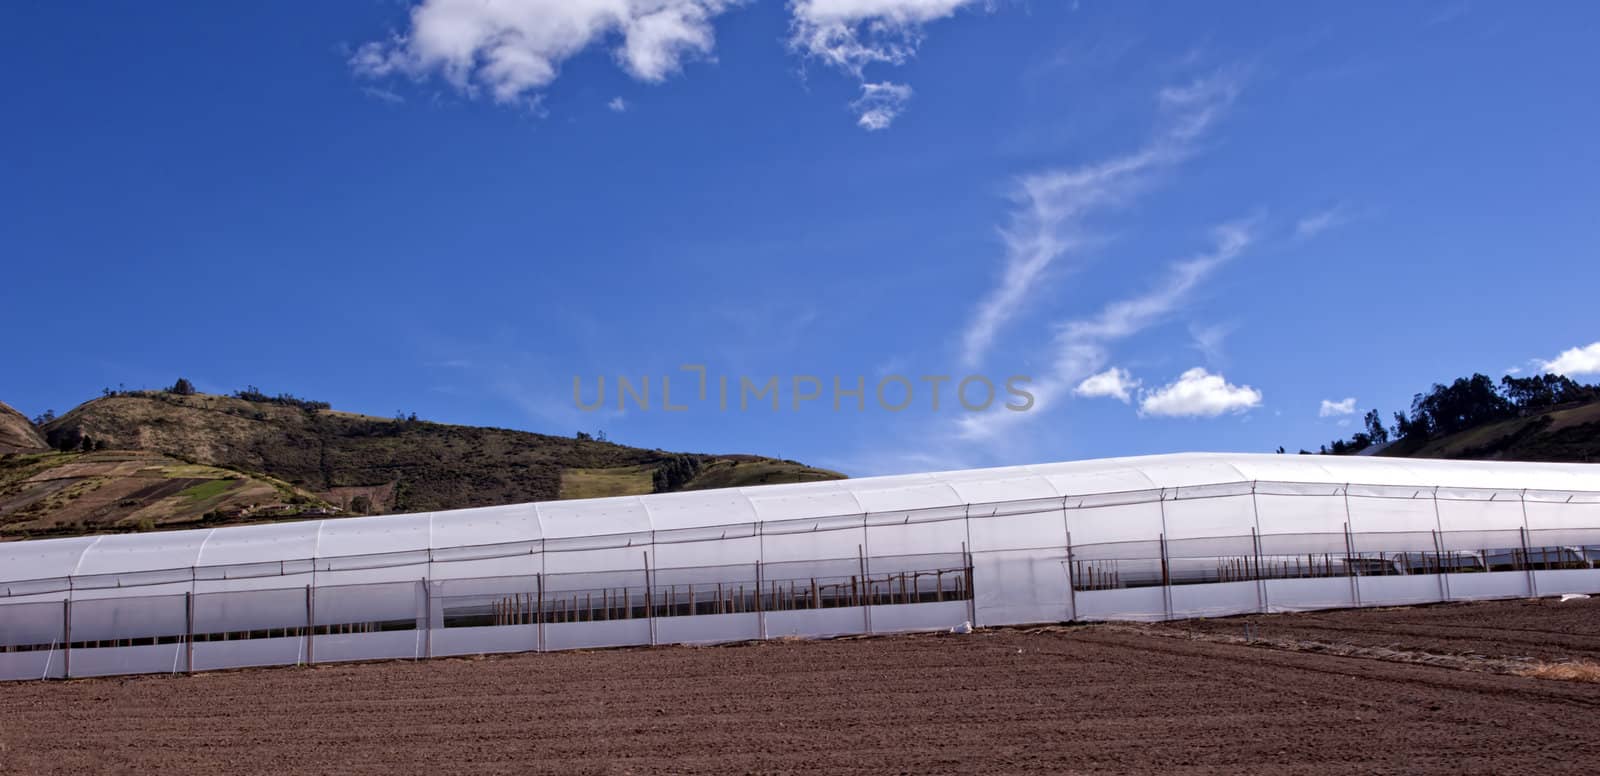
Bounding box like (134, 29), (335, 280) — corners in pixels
(2, 599), (1597, 774)
(0, 401), (46, 454)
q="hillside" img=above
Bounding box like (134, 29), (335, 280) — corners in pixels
(7, 391), (840, 537)
(0, 449), (335, 539)
(0, 401), (47, 454)
(1382, 399), (1600, 463)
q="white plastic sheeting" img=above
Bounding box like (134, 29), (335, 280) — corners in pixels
(2, 452), (1599, 681)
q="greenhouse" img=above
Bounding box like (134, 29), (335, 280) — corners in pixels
(3, 452), (1598, 681)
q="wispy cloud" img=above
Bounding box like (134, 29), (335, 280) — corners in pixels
(959, 70), (1243, 368)
(1318, 397), (1357, 417)
(1075, 367), (1140, 403)
(1138, 367), (1262, 418)
(608, 96), (629, 113)
(788, 0), (988, 129)
(852, 81), (913, 130)
(351, 0), (742, 106)
(1540, 341), (1600, 376)
(1188, 321), (1233, 366)
(956, 219), (1255, 440)
(788, 0), (984, 76)
(362, 86), (405, 104)
(1294, 205), (1349, 239)
(1425, 1), (1470, 27)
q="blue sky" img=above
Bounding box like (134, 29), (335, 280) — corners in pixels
(3, 1), (1598, 476)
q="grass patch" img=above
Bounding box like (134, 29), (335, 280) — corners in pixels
(560, 465), (656, 499)
(179, 478), (237, 502)
(1519, 661), (1600, 683)
(685, 458), (844, 490)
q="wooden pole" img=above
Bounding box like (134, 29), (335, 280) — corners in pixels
(62, 599), (71, 680)
(185, 591), (195, 674)
(644, 552), (656, 646)
(305, 584), (315, 665)
(423, 578), (432, 659)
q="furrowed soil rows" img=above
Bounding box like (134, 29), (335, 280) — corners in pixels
(1175, 597), (1600, 663)
(1, 599), (1597, 775)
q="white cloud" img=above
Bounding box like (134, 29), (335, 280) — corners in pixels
(788, 0), (989, 129)
(1075, 367), (1140, 403)
(1294, 205), (1348, 239)
(1318, 397), (1357, 417)
(957, 219), (1254, 440)
(852, 81), (913, 130)
(608, 96), (629, 112)
(1138, 367), (1262, 418)
(1540, 341), (1600, 376)
(960, 71), (1241, 367)
(788, 0), (983, 76)
(351, 0), (741, 105)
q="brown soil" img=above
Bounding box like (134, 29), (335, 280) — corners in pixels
(3, 599), (1599, 774)
(1172, 596), (1600, 663)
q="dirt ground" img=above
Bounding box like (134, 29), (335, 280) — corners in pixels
(1174, 596), (1600, 664)
(2, 599), (1598, 775)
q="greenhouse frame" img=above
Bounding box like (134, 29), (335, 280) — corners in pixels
(3, 452), (1599, 681)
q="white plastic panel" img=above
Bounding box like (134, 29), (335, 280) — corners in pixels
(765, 607), (867, 639)
(0, 601), (65, 648)
(313, 630), (422, 664)
(743, 486), (863, 523)
(543, 619), (650, 650)
(1065, 500), (1164, 547)
(973, 549), (1068, 626)
(195, 521), (320, 569)
(0, 650), (62, 682)
(654, 530), (760, 570)
(1170, 581), (1260, 619)
(0, 536), (95, 585)
(1075, 587), (1166, 622)
(867, 513), (969, 558)
(656, 612), (759, 645)
(642, 489), (757, 531)
(1444, 570), (1530, 600)
(195, 587), (308, 634)
(759, 516), (865, 565)
(1532, 569), (1600, 596)
(315, 512), (431, 560)
(1163, 492), (1256, 541)
(1358, 575), (1444, 607)
(76, 530), (208, 577)
(70, 595), (187, 642)
(945, 473), (1060, 507)
(1524, 496), (1600, 532)
(1264, 577), (1355, 613)
(867, 600), (969, 633)
(1037, 464), (1157, 498)
(430, 624), (538, 657)
(192, 637), (305, 671)
(1347, 491), (1438, 534)
(1436, 489), (1526, 533)
(313, 581), (421, 627)
(849, 479), (963, 515)
(69, 643), (183, 678)
(967, 504), (1063, 553)
(1254, 490), (1348, 540)
(537, 496), (651, 539)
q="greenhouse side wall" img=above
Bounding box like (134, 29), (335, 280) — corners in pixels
(2, 479), (1598, 682)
